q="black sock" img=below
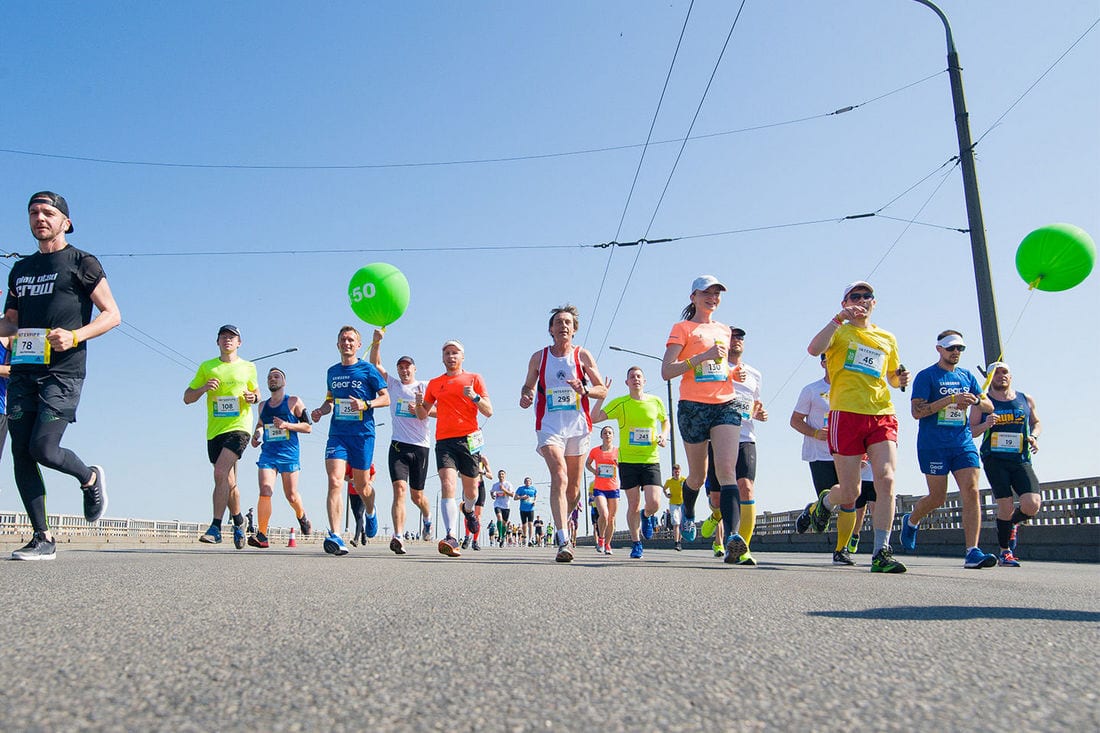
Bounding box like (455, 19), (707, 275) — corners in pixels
(996, 518), (1013, 549)
(682, 483), (699, 521)
(1010, 508), (1029, 525)
(719, 485), (740, 540)
(212, 518), (223, 529)
(232, 513), (245, 527)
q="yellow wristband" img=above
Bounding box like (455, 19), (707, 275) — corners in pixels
(685, 357), (694, 370)
(71, 330), (79, 347)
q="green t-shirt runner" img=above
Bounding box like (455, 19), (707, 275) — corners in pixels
(189, 357), (259, 439)
(601, 394), (667, 464)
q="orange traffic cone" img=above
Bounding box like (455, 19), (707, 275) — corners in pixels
(287, 528), (297, 548)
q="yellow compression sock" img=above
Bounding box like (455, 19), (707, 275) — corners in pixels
(739, 500), (756, 545)
(835, 507), (856, 552)
(258, 495), (272, 535)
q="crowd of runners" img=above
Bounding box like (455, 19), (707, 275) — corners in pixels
(5, 192), (1046, 570)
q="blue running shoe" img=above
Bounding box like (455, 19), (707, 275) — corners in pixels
(682, 520), (697, 542)
(964, 547), (997, 569)
(900, 512), (918, 551)
(232, 523), (245, 550)
(723, 533), (748, 565)
(629, 541), (644, 559)
(199, 525), (222, 544)
(323, 531), (349, 556)
(364, 513), (379, 539)
(641, 510), (655, 540)
(998, 549), (1021, 567)
(422, 517), (432, 539)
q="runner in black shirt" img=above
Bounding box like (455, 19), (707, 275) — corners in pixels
(3, 192), (121, 560)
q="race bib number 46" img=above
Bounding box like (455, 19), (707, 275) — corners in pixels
(843, 343), (885, 377)
(12, 328), (50, 365)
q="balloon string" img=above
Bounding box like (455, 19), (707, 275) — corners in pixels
(1027, 276), (1043, 290)
(980, 284), (1040, 394)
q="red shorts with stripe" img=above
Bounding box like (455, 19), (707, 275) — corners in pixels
(828, 411), (898, 456)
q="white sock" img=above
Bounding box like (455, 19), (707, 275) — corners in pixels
(462, 497), (475, 513)
(442, 499), (458, 537)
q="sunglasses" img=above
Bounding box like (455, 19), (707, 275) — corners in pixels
(847, 292), (875, 301)
(943, 345), (966, 352)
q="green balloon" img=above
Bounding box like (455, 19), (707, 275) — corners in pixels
(1015, 223), (1095, 292)
(347, 263), (410, 326)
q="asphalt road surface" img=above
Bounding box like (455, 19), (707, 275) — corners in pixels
(3, 540), (1097, 732)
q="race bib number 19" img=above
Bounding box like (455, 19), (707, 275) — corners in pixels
(12, 328), (50, 365)
(990, 432), (1023, 453)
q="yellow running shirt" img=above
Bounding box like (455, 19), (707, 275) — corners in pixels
(189, 357), (259, 439)
(824, 323), (900, 416)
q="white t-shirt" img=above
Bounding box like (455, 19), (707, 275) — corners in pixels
(793, 378), (832, 462)
(491, 481), (513, 509)
(387, 375), (430, 447)
(732, 363), (763, 443)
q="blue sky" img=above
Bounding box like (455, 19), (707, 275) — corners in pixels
(1, 1), (1096, 533)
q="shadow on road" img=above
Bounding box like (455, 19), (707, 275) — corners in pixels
(807, 605), (1100, 622)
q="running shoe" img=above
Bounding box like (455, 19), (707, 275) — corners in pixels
(682, 520), (697, 542)
(472, 540), (481, 551)
(675, 541), (682, 552)
(809, 495), (832, 533)
(723, 534), (748, 565)
(629, 541), (643, 559)
(462, 507), (480, 537)
(899, 512), (918, 551)
(199, 525), (222, 544)
(422, 517), (432, 539)
(247, 531), (270, 549)
(964, 547), (997, 569)
(998, 549), (1021, 567)
(832, 549), (855, 566)
(364, 513), (379, 539)
(323, 531), (349, 556)
(349, 536), (359, 547)
(700, 513), (720, 539)
(1008, 524), (1018, 553)
(736, 551), (756, 566)
(795, 507), (812, 535)
(870, 545), (906, 574)
(82, 465), (108, 523)
(460, 536), (470, 550)
(438, 535), (461, 557)
(298, 514), (312, 536)
(390, 536), (407, 555)
(233, 523), (246, 550)
(641, 510), (656, 540)
(846, 533), (860, 554)
(11, 532), (56, 561)
(712, 541), (724, 558)
(555, 543), (575, 563)
(604, 546), (613, 556)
